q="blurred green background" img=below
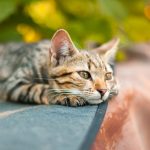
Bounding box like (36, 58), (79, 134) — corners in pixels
(0, 0), (150, 47)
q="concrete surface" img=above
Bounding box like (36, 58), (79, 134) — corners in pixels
(0, 102), (98, 150)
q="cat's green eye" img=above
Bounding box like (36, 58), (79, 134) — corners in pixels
(105, 72), (113, 80)
(78, 71), (91, 79)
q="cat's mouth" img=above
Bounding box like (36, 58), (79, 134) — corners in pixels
(85, 90), (110, 104)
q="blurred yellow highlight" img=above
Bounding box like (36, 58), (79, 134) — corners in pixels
(17, 24), (41, 43)
(144, 5), (150, 20)
(25, 0), (66, 29)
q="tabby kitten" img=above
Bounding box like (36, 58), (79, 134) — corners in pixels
(0, 29), (119, 106)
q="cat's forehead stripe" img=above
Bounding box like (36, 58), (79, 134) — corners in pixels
(95, 54), (103, 68)
(89, 57), (98, 69)
(84, 52), (103, 69)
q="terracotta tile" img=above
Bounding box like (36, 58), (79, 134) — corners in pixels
(92, 61), (150, 150)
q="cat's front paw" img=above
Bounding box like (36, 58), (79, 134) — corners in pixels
(55, 95), (87, 107)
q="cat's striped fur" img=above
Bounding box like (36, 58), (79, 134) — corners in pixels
(0, 29), (119, 106)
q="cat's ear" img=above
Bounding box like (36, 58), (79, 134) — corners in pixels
(50, 29), (79, 66)
(93, 38), (120, 63)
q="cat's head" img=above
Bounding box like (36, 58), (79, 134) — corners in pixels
(48, 29), (119, 104)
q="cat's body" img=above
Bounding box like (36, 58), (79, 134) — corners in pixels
(0, 41), (49, 81)
(0, 29), (119, 106)
(0, 41), (52, 103)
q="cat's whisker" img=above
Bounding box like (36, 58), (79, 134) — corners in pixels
(48, 89), (92, 93)
(47, 89), (98, 98)
(56, 86), (108, 102)
(47, 89), (78, 94)
(47, 90), (83, 96)
(48, 89), (70, 91)
(47, 90), (72, 94)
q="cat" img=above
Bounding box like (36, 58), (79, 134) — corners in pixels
(0, 29), (119, 106)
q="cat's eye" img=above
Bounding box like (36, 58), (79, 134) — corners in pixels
(105, 72), (113, 80)
(78, 71), (91, 79)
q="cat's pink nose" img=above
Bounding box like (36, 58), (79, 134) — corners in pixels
(97, 89), (107, 96)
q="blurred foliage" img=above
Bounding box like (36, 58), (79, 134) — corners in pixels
(0, 0), (150, 48)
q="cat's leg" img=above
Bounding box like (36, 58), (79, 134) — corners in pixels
(5, 79), (49, 104)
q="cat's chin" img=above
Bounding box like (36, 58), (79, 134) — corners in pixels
(102, 90), (110, 101)
(87, 99), (103, 104)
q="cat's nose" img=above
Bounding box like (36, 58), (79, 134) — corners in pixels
(97, 89), (107, 96)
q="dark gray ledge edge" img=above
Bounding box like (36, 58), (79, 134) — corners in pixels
(79, 101), (108, 150)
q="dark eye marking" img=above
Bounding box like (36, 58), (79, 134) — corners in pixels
(51, 72), (73, 78)
(61, 72), (72, 76)
(87, 61), (91, 70)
